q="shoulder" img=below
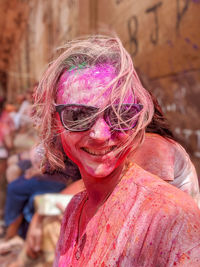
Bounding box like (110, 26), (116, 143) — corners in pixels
(57, 190), (87, 254)
(132, 133), (195, 182)
(131, 133), (175, 181)
(127, 164), (200, 250)
(63, 190), (87, 217)
(121, 164), (200, 252)
(60, 190), (87, 233)
(126, 163), (200, 215)
(145, 133), (191, 163)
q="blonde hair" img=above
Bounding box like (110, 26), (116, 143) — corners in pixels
(34, 35), (154, 170)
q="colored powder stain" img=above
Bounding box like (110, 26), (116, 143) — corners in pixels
(69, 62), (87, 72)
(149, 242), (152, 246)
(192, 0), (200, 3)
(57, 63), (116, 105)
(193, 44), (199, 50)
(184, 38), (199, 50)
(184, 37), (190, 44)
(135, 236), (139, 242)
(167, 40), (173, 47)
(106, 224), (111, 232)
(113, 243), (116, 249)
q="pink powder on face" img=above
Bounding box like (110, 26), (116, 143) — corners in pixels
(56, 64), (116, 106)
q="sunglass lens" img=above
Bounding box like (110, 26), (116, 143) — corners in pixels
(105, 104), (143, 131)
(61, 105), (98, 131)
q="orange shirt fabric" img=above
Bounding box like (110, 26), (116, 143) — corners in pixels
(54, 163), (200, 266)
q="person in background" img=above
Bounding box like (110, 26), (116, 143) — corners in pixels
(0, 97), (14, 223)
(1, 146), (68, 245)
(10, 90), (33, 131)
(7, 179), (84, 267)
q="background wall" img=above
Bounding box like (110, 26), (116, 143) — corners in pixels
(0, 0), (200, 176)
(5, 0), (79, 98)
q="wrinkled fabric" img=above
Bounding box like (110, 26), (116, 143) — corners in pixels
(132, 133), (200, 207)
(54, 163), (200, 266)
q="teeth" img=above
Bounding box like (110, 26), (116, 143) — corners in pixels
(82, 146), (115, 156)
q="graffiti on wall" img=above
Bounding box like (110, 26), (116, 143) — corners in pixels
(125, 0), (191, 56)
(145, 2), (162, 45)
(127, 15), (138, 56)
(176, 0), (190, 33)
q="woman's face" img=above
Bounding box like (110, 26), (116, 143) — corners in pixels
(56, 65), (134, 178)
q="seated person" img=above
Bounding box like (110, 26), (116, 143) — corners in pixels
(2, 146), (81, 243)
(9, 91), (200, 265)
(0, 98), (15, 221)
(6, 150), (31, 184)
(14, 131), (200, 265)
(33, 35), (200, 266)
(8, 179), (84, 267)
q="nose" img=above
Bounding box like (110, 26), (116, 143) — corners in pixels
(89, 117), (111, 141)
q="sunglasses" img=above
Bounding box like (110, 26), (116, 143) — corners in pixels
(55, 103), (143, 132)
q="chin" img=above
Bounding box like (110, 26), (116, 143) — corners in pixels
(83, 162), (117, 179)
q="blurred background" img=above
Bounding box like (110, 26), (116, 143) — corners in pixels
(0, 0), (199, 176)
(0, 0), (199, 265)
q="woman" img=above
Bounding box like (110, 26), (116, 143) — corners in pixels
(34, 36), (200, 266)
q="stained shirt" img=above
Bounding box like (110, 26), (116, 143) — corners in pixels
(132, 133), (200, 207)
(54, 163), (200, 267)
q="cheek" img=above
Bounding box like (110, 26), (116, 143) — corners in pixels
(60, 133), (71, 151)
(55, 113), (78, 150)
(60, 132), (76, 154)
(114, 131), (130, 143)
(60, 133), (80, 165)
(60, 131), (84, 167)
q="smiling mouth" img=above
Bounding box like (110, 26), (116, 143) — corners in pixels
(81, 146), (116, 156)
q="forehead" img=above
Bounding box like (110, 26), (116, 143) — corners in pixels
(56, 64), (115, 106)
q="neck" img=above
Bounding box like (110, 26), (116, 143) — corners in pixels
(80, 163), (125, 208)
